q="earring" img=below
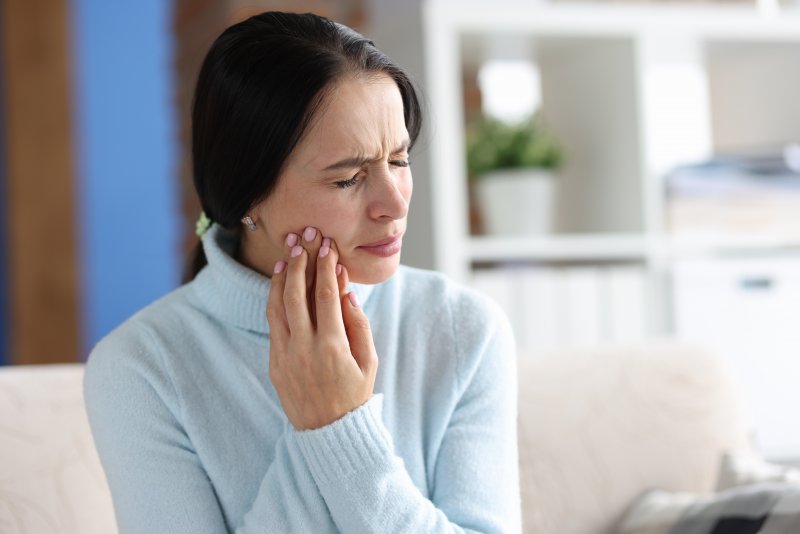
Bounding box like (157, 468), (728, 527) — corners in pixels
(241, 216), (257, 231)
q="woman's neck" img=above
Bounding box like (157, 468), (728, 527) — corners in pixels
(236, 231), (277, 279)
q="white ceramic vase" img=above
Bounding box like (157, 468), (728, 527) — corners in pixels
(474, 168), (557, 236)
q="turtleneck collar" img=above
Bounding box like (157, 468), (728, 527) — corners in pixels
(191, 224), (375, 335)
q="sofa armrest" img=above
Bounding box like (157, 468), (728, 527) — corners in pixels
(0, 364), (117, 534)
(517, 341), (758, 534)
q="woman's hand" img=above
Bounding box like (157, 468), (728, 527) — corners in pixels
(266, 227), (378, 431)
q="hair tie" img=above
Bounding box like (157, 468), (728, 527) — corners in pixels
(195, 211), (213, 238)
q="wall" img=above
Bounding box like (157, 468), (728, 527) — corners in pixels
(0, 0), (418, 364)
(1, 0), (81, 364)
(0, 0), (179, 364)
(0, 9), (7, 366)
(71, 0), (180, 356)
(367, 0), (435, 271)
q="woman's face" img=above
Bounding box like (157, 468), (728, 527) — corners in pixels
(251, 73), (412, 285)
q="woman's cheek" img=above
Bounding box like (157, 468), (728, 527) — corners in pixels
(399, 167), (413, 198)
(310, 206), (351, 242)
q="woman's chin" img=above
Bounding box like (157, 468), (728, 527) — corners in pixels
(346, 255), (401, 285)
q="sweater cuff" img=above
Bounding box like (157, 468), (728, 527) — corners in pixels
(292, 394), (394, 487)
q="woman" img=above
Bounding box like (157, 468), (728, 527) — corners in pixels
(85, 11), (520, 533)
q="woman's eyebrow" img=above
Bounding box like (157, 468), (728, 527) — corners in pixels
(322, 140), (410, 171)
(323, 156), (369, 172)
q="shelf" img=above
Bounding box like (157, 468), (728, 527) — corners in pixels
(424, 1), (800, 276)
(663, 235), (800, 258)
(429, 2), (800, 39)
(468, 233), (800, 263)
(468, 234), (649, 262)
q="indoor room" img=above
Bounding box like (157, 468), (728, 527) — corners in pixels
(2, 0), (800, 532)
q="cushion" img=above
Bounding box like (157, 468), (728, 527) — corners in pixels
(717, 452), (800, 491)
(616, 454), (800, 534)
(616, 483), (800, 534)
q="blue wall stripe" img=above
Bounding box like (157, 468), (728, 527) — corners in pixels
(71, 0), (180, 357)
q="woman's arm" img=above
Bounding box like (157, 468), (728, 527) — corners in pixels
(290, 295), (521, 534)
(84, 326), (338, 534)
(269, 231), (521, 533)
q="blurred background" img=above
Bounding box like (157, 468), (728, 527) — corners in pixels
(1, 0), (800, 461)
(0, 0), (374, 370)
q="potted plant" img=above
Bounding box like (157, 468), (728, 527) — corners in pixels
(466, 112), (563, 235)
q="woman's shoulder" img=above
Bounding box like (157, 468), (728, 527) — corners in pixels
(85, 283), (201, 377)
(82, 285), (204, 439)
(391, 265), (508, 324)
(389, 267), (515, 387)
(383, 266), (513, 355)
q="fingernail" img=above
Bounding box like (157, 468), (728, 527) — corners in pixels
(286, 233), (298, 247)
(303, 227), (317, 242)
(273, 261), (286, 274)
(291, 245), (303, 258)
(348, 291), (359, 308)
(319, 238), (331, 258)
(336, 264), (342, 276)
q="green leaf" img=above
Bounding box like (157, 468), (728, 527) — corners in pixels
(466, 112), (563, 179)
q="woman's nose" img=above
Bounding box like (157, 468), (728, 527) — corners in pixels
(367, 164), (410, 221)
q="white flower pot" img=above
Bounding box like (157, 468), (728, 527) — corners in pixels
(475, 168), (557, 236)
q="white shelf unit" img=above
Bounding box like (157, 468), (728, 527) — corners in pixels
(468, 234), (649, 262)
(423, 1), (800, 317)
(422, 1), (800, 460)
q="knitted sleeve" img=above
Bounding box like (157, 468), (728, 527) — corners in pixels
(291, 288), (522, 533)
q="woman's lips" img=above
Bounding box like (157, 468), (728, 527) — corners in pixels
(358, 233), (403, 257)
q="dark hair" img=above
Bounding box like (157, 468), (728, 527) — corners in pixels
(185, 11), (423, 281)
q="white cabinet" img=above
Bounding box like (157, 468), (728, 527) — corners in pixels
(422, 0), (800, 460)
(673, 255), (800, 460)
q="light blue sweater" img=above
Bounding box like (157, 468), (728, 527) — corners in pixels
(84, 224), (521, 533)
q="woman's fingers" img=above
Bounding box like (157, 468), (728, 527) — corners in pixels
(284, 239), (312, 333)
(268, 232), (377, 430)
(267, 259), (289, 335)
(341, 289), (378, 375)
(266, 251), (290, 380)
(315, 238), (346, 336)
(301, 227), (322, 281)
(301, 226), (322, 274)
(337, 263), (349, 298)
(300, 227), (323, 323)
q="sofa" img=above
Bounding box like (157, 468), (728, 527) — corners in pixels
(0, 342), (761, 533)
(0, 364), (116, 533)
(516, 341), (759, 533)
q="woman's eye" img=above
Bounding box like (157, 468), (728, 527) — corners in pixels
(335, 175), (359, 189)
(390, 159), (409, 168)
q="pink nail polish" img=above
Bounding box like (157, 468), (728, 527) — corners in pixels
(291, 245), (303, 258)
(273, 261), (286, 274)
(303, 227), (317, 242)
(319, 238), (331, 258)
(336, 264), (342, 276)
(348, 291), (359, 308)
(286, 233), (298, 247)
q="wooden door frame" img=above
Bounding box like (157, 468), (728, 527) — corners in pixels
(0, 0), (81, 364)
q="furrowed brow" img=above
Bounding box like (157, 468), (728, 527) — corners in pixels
(393, 139), (411, 154)
(321, 139), (411, 171)
(323, 156), (369, 172)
